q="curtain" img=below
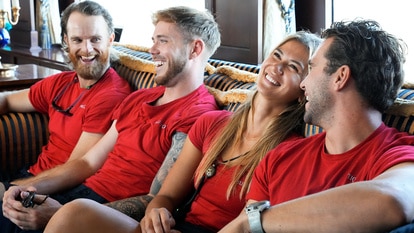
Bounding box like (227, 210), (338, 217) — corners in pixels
(36, 0), (61, 47)
(263, 0), (296, 60)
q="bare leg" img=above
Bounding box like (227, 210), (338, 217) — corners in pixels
(44, 198), (141, 233)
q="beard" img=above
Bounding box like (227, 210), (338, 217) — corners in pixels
(69, 53), (109, 80)
(154, 53), (187, 87)
(303, 85), (332, 127)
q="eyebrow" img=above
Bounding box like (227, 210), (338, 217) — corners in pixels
(153, 34), (169, 40)
(276, 48), (305, 69)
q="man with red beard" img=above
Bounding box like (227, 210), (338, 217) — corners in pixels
(0, 0), (130, 231)
(1, 4), (220, 232)
(0, 2), (130, 196)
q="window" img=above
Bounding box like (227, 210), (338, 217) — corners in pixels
(93, 0), (205, 47)
(331, 0), (413, 83)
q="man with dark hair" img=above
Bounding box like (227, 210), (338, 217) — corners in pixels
(220, 19), (414, 233)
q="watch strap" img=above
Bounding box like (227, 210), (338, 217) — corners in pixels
(247, 210), (265, 233)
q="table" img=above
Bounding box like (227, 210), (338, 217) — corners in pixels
(0, 64), (61, 91)
(0, 45), (70, 71)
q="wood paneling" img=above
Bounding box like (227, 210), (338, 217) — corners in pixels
(206, 0), (263, 65)
(295, 0), (327, 34)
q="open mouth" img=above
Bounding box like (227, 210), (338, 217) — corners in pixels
(80, 55), (96, 62)
(265, 74), (281, 86)
(154, 61), (164, 67)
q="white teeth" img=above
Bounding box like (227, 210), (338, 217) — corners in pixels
(306, 96), (309, 101)
(81, 55), (95, 61)
(154, 61), (164, 67)
(265, 74), (280, 86)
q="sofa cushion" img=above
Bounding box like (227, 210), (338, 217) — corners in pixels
(383, 97), (414, 134)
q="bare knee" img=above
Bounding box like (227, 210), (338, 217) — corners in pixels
(44, 198), (99, 233)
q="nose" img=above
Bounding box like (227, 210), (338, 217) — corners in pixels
(149, 43), (159, 56)
(83, 40), (94, 53)
(276, 63), (284, 75)
(300, 75), (308, 91)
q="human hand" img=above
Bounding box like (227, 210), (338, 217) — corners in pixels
(140, 207), (179, 233)
(3, 188), (62, 230)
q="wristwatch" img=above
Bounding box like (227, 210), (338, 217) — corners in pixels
(245, 200), (270, 233)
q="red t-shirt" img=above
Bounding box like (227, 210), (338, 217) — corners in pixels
(28, 68), (131, 175)
(84, 85), (218, 201)
(186, 110), (242, 232)
(186, 110), (302, 232)
(248, 123), (414, 205)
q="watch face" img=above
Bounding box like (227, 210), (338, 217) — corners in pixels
(247, 200), (270, 212)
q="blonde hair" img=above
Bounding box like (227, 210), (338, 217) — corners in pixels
(194, 31), (321, 199)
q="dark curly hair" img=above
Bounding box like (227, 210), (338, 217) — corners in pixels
(321, 19), (407, 112)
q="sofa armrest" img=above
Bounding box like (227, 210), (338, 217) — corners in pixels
(0, 112), (49, 180)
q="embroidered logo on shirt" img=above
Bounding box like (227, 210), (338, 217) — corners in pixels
(155, 120), (167, 129)
(80, 104), (86, 109)
(347, 173), (357, 183)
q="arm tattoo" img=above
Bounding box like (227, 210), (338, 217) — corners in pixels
(150, 132), (187, 195)
(105, 195), (153, 221)
(104, 132), (187, 221)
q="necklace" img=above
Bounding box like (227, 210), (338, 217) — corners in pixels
(218, 151), (249, 164)
(205, 151), (250, 178)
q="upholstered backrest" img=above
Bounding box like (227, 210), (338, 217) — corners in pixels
(0, 112), (49, 179)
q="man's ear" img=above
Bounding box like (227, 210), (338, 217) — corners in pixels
(63, 34), (68, 46)
(333, 65), (351, 90)
(190, 39), (204, 59)
(108, 32), (115, 45)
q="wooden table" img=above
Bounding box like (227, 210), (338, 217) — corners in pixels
(0, 64), (61, 91)
(0, 45), (70, 71)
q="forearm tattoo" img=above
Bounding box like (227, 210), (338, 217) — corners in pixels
(105, 195), (153, 221)
(104, 132), (187, 221)
(150, 132), (187, 195)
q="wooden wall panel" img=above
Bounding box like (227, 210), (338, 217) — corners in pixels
(206, 0), (263, 65)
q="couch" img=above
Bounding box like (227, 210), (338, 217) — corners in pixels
(1, 43), (414, 180)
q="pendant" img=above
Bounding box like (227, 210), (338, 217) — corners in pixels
(205, 162), (216, 178)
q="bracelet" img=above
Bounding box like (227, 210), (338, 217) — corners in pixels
(39, 195), (49, 205)
(21, 191), (49, 208)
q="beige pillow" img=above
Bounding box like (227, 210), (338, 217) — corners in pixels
(112, 48), (156, 74)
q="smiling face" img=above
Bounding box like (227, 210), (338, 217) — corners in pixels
(149, 21), (190, 87)
(64, 12), (114, 80)
(257, 39), (309, 108)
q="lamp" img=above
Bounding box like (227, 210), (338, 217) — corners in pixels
(0, 0), (21, 29)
